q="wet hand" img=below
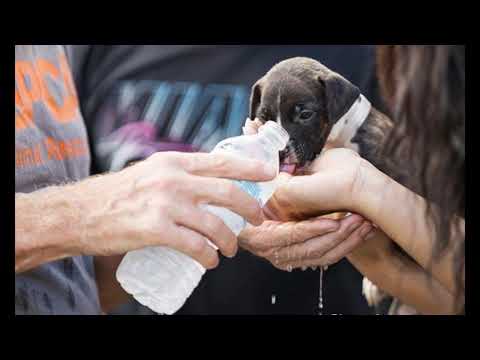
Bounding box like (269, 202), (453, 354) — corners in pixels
(239, 213), (372, 271)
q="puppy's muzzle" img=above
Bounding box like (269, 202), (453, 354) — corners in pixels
(281, 138), (316, 168)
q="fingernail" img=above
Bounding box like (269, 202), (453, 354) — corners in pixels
(227, 246), (238, 258)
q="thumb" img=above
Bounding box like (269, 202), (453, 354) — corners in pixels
(272, 173), (338, 220)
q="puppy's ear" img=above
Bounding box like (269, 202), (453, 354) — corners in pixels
(319, 72), (360, 123)
(249, 78), (264, 120)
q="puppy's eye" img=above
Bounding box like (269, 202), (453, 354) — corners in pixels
(299, 110), (314, 120)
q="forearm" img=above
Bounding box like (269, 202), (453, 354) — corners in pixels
(347, 229), (459, 314)
(353, 162), (464, 294)
(15, 188), (84, 273)
(15, 171), (121, 273)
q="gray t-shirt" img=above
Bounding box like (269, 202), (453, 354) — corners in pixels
(15, 45), (101, 314)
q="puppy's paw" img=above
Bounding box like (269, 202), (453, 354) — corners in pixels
(362, 277), (387, 307)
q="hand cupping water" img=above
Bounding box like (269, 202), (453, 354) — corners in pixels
(238, 119), (374, 270)
(240, 213), (372, 271)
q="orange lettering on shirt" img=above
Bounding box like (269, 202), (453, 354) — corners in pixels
(44, 136), (87, 161)
(37, 58), (78, 124)
(15, 61), (41, 130)
(45, 137), (63, 160)
(15, 144), (43, 168)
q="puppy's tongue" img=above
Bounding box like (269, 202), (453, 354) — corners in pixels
(280, 163), (297, 174)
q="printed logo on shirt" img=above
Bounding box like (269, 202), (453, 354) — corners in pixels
(15, 50), (88, 169)
(93, 80), (251, 172)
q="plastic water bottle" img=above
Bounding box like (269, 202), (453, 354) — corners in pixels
(115, 121), (289, 314)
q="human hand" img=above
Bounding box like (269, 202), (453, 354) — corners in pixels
(265, 147), (374, 221)
(77, 151), (276, 269)
(239, 213), (372, 271)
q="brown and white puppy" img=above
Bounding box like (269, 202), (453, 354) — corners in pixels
(249, 57), (403, 311)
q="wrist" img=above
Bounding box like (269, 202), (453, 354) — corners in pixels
(351, 159), (393, 221)
(69, 171), (129, 256)
(72, 165), (144, 256)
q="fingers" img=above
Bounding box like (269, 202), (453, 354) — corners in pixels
(262, 173), (297, 221)
(170, 225), (220, 269)
(192, 175), (264, 226)
(239, 217), (339, 256)
(238, 223), (267, 254)
(179, 151), (276, 182)
(273, 218), (340, 248)
(274, 214), (366, 265)
(313, 222), (373, 266)
(261, 205), (282, 221)
(171, 203), (238, 258)
(275, 221), (372, 270)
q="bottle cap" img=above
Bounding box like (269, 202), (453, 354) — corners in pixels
(258, 121), (290, 150)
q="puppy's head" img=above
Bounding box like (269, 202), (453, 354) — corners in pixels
(250, 57), (360, 170)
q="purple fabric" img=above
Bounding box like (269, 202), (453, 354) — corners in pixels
(113, 121), (197, 155)
(97, 121), (200, 171)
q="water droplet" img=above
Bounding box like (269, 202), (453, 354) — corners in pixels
(286, 265), (292, 272)
(271, 294), (276, 304)
(301, 266), (307, 271)
(318, 267), (324, 315)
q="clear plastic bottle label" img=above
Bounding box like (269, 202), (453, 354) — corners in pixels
(234, 180), (262, 203)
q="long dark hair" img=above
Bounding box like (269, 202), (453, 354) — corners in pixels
(376, 45), (465, 312)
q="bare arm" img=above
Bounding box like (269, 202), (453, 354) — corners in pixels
(350, 159), (465, 295)
(16, 151), (276, 274)
(347, 229), (460, 314)
(17, 189), (144, 312)
(15, 189), (83, 273)
(271, 149), (464, 295)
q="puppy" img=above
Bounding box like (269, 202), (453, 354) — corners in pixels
(249, 57), (407, 313)
(250, 57), (395, 175)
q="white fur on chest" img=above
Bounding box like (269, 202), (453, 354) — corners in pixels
(326, 94), (372, 153)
